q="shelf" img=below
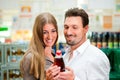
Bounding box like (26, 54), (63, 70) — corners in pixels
(1, 62), (20, 80)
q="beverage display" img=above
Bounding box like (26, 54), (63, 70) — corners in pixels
(54, 50), (65, 72)
(89, 32), (120, 49)
(0, 43), (28, 80)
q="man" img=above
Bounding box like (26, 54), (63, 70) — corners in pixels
(46, 8), (110, 80)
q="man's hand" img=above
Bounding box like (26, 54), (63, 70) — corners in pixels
(57, 66), (75, 80)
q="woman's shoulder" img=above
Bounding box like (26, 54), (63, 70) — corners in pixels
(22, 53), (33, 68)
(24, 52), (33, 61)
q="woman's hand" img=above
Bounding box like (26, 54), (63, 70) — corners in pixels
(45, 47), (54, 62)
(46, 64), (60, 80)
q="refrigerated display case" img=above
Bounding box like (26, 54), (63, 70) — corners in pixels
(0, 43), (28, 80)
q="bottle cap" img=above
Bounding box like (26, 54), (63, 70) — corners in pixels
(56, 50), (61, 55)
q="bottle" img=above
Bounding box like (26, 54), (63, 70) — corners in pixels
(102, 32), (107, 48)
(4, 71), (7, 80)
(54, 50), (65, 72)
(119, 33), (120, 48)
(97, 33), (102, 48)
(9, 70), (13, 80)
(108, 32), (113, 48)
(113, 32), (119, 48)
(91, 32), (97, 46)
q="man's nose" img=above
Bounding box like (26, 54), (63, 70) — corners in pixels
(66, 28), (72, 35)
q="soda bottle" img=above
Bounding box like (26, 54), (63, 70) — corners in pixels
(91, 32), (97, 47)
(113, 32), (119, 48)
(54, 50), (65, 72)
(108, 32), (113, 48)
(102, 32), (107, 48)
(97, 32), (102, 48)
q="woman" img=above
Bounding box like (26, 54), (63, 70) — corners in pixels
(20, 12), (58, 80)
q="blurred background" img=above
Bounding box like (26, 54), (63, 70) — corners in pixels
(0, 0), (120, 43)
(0, 0), (120, 80)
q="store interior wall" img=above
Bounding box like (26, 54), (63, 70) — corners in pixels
(0, 0), (120, 43)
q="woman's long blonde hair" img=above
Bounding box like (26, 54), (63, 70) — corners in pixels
(20, 12), (58, 80)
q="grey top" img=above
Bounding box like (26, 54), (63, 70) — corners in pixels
(22, 53), (53, 80)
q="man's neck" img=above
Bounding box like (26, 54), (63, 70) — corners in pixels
(71, 40), (86, 51)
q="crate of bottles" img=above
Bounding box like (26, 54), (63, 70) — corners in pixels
(1, 43), (28, 80)
(4, 43), (28, 64)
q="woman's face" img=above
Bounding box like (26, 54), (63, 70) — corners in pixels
(43, 23), (57, 47)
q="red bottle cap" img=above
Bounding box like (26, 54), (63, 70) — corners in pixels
(56, 50), (61, 55)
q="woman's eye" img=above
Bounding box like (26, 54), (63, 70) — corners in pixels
(43, 31), (48, 34)
(52, 29), (56, 32)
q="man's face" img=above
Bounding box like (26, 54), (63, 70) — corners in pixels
(64, 16), (88, 47)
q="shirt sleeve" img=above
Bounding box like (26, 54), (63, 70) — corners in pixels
(22, 54), (37, 80)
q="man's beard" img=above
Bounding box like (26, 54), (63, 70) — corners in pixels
(65, 34), (76, 46)
(66, 40), (76, 46)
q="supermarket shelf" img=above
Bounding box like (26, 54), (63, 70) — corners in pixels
(0, 43), (5, 65)
(0, 43), (28, 80)
(1, 62), (20, 80)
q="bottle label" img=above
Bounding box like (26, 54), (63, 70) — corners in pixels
(97, 42), (102, 48)
(91, 42), (96, 46)
(108, 42), (113, 48)
(102, 42), (107, 48)
(114, 42), (118, 48)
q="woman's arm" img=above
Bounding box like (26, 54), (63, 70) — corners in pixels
(22, 53), (37, 80)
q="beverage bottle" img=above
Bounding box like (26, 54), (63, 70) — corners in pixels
(102, 32), (107, 48)
(113, 32), (119, 48)
(54, 50), (65, 72)
(91, 32), (97, 47)
(97, 33), (102, 48)
(108, 32), (113, 48)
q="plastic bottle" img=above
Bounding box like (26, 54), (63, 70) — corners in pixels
(54, 50), (65, 72)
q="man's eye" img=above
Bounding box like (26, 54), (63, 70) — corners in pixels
(64, 26), (69, 29)
(73, 27), (77, 29)
(73, 25), (78, 29)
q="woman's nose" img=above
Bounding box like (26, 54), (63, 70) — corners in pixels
(48, 33), (52, 39)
